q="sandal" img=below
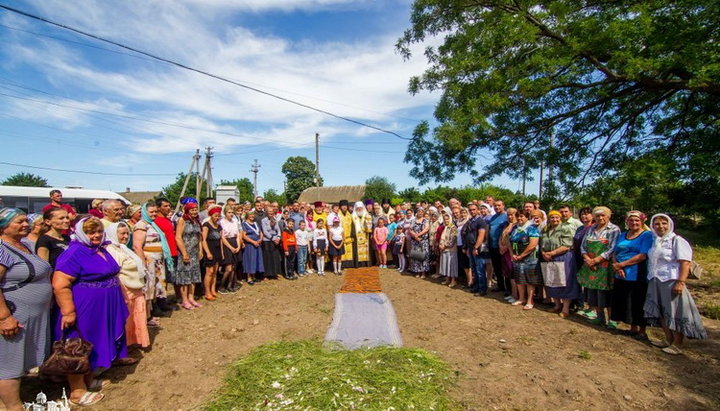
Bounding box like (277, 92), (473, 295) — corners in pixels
(511, 300), (525, 306)
(523, 304), (534, 310)
(70, 391), (104, 407)
(190, 301), (203, 308)
(558, 312), (570, 318)
(113, 357), (139, 366)
(651, 339), (671, 348)
(87, 378), (111, 391)
(662, 345), (683, 355)
(147, 317), (161, 327)
(181, 303), (195, 310)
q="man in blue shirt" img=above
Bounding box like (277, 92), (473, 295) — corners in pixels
(488, 201), (509, 295)
(288, 202), (305, 229)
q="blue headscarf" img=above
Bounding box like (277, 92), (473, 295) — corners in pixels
(141, 203), (174, 272)
(0, 207), (25, 229)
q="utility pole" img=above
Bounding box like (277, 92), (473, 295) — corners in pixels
(198, 146), (214, 198)
(314, 132), (320, 186)
(250, 159), (261, 198)
(204, 146), (214, 198)
(175, 149), (201, 214)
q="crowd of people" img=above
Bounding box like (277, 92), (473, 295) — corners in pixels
(0, 189), (709, 409)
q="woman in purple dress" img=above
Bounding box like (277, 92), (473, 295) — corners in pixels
(52, 217), (129, 406)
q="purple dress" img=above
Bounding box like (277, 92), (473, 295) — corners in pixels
(54, 241), (129, 371)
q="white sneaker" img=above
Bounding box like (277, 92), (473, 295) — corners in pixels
(307, 269), (315, 274)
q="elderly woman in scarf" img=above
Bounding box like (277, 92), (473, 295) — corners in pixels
(351, 201), (372, 267)
(53, 217), (130, 406)
(132, 202), (173, 324)
(499, 208), (518, 303)
(0, 208), (53, 411)
(106, 222), (149, 349)
(540, 210), (581, 317)
(609, 211), (653, 340)
(644, 214), (707, 354)
(578, 206), (621, 328)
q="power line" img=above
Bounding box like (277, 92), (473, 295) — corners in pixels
(0, 22), (423, 124)
(0, 4), (412, 141)
(0, 161), (176, 176)
(320, 145), (405, 154)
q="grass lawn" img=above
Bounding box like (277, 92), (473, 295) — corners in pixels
(205, 340), (458, 410)
(678, 228), (720, 320)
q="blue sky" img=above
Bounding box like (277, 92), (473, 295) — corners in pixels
(0, 0), (537, 196)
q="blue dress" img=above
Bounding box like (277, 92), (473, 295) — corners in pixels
(53, 242), (129, 371)
(242, 221), (264, 274)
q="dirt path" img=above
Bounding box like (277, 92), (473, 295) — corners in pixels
(18, 269), (720, 410)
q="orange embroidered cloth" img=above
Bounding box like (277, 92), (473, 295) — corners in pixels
(339, 267), (382, 293)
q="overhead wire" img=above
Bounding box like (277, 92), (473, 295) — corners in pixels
(0, 4), (412, 140)
(0, 22), (423, 124)
(0, 161), (177, 176)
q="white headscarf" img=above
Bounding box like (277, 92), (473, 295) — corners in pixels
(352, 201), (368, 233)
(106, 222), (148, 280)
(72, 217), (110, 250)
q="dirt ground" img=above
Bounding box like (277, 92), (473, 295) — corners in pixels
(17, 269), (720, 410)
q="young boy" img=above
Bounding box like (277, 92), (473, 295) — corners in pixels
(295, 220), (310, 277)
(281, 219), (298, 280)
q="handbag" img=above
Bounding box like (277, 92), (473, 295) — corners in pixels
(409, 246), (427, 261)
(541, 261), (566, 287)
(39, 328), (93, 376)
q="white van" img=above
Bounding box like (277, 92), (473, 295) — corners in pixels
(0, 186), (130, 214)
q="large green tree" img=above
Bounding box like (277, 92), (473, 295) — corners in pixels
(281, 156), (322, 203)
(364, 176), (397, 202)
(398, 1), (720, 198)
(2, 172), (48, 187)
(219, 178), (254, 203)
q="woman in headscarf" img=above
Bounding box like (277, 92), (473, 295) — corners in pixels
(428, 209), (443, 278)
(578, 206), (621, 328)
(21, 214), (45, 251)
(132, 202), (172, 324)
(509, 210), (541, 309)
(609, 211), (653, 339)
(174, 202), (203, 309)
(351, 201), (372, 267)
(408, 208), (431, 278)
(540, 210), (581, 317)
(644, 214), (707, 354)
(439, 212), (458, 287)
(0, 208), (53, 411)
(499, 208), (518, 303)
(242, 212), (264, 284)
(105, 222), (149, 348)
(201, 205), (223, 299)
(53, 217), (130, 406)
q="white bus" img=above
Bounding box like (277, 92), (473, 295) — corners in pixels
(0, 186), (130, 214)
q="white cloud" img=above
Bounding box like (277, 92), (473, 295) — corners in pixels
(3, 0), (438, 156)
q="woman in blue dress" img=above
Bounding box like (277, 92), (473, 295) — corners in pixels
(242, 212), (264, 285)
(610, 211), (653, 340)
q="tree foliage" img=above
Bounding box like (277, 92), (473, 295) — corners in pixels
(397, 1), (720, 197)
(2, 172), (48, 187)
(263, 189), (285, 204)
(364, 176), (397, 202)
(282, 156), (322, 203)
(219, 178), (254, 203)
(160, 172), (200, 206)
